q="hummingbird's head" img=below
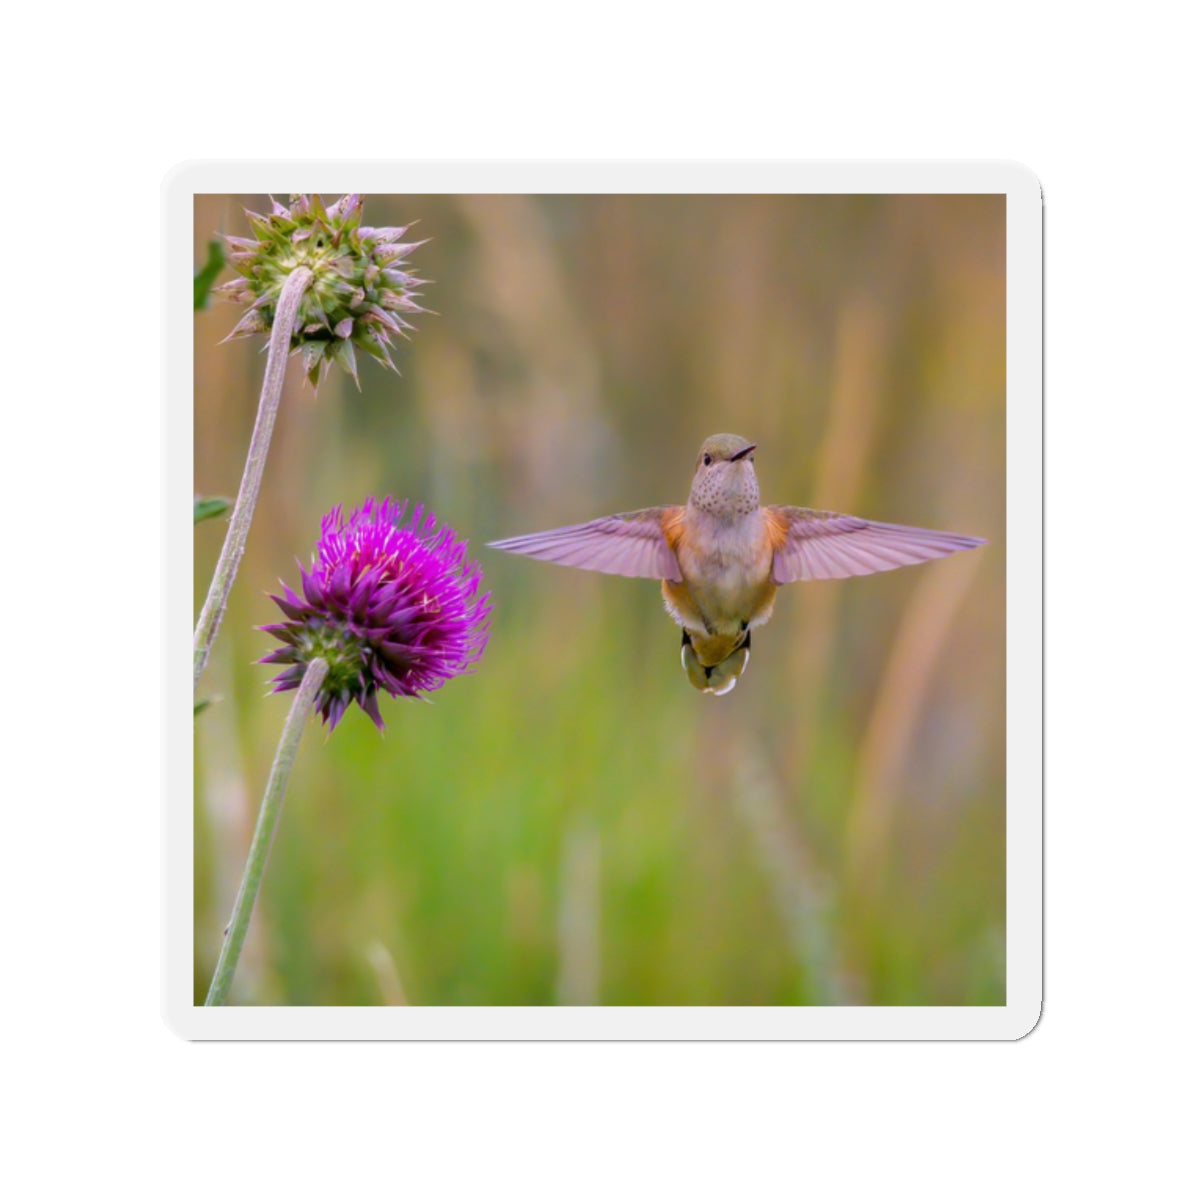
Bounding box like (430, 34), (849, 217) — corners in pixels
(689, 433), (759, 518)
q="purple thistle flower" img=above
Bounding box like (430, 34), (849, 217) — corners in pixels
(258, 497), (492, 730)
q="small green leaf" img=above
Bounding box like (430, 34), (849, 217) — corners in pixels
(194, 699), (211, 718)
(193, 239), (226, 311)
(194, 496), (231, 524)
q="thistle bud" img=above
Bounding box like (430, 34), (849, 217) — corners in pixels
(216, 194), (427, 388)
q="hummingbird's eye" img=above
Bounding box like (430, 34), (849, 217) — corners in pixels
(703, 453), (713, 466)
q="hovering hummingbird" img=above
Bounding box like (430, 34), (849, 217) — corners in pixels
(489, 434), (986, 695)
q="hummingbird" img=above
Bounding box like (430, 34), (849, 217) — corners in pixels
(488, 434), (986, 695)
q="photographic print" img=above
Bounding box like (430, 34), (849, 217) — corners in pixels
(171, 163), (1041, 1038)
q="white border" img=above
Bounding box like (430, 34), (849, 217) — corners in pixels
(166, 161), (1042, 1040)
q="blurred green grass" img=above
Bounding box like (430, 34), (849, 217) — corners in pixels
(193, 192), (1005, 1006)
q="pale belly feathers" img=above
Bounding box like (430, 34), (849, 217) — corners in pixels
(661, 509), (778, 646)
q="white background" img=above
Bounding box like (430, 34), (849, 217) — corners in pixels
(4, 2), (1195, 1196)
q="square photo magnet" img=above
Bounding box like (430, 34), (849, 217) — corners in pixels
(168, 161), (1041, 1039)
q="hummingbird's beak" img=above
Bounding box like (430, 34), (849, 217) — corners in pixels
(730, 444), (757, 462)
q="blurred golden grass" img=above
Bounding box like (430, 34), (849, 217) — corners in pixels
(194, 192), (1004, 1005)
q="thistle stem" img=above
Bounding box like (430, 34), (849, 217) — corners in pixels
(193, 266), (313, 692)
(204, 656), (328, 1006)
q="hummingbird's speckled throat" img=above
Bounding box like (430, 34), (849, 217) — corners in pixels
(688, 433), (760, 520)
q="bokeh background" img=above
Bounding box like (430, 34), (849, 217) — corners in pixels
(193, 192), (1004, 1006)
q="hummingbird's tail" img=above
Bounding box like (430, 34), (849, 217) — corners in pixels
(681, 628), (750, 696)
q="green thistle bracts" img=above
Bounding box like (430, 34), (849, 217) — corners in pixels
(217, 193), (426, 387)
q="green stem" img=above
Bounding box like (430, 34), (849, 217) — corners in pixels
(204, 657), (329, 1006)
(193, 267), (313, 693)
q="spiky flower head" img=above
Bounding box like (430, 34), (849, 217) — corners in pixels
(259, 498), (491, 730)
(216, 194), (426, 388)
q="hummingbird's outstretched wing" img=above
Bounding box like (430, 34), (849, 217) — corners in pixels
(767, 507), (986, 584)
(488, 507), (685, 582)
